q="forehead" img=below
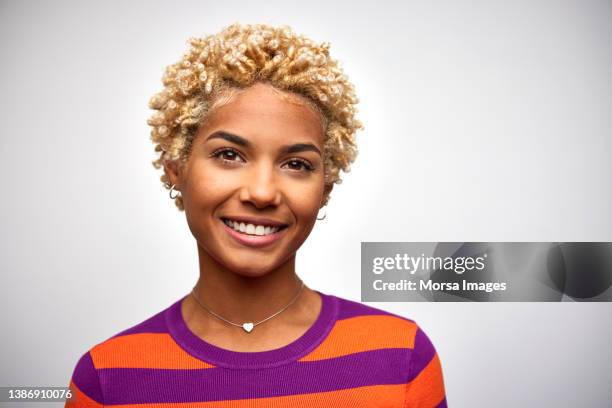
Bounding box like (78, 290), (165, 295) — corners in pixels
(198, 83), (326, 147)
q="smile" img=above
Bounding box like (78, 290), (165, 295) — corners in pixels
(222, 218), (286, 236)
(220, 217), (289, 248)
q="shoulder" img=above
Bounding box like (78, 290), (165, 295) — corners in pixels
(66, 304), (168, 378)
(66, 299), (191, 406)
(327, 293), (441, 356)
(327, 293), (446, 403)
(332, 293), (415, 322)
(304, 293), (426, 361)
(84, 304), (171, 365)
(332, 292), (419, 336)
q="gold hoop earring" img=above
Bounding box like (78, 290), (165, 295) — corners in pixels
(169, 184), (180, 199)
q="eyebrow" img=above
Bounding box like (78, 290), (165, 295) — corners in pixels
(205, 130), (322, 156)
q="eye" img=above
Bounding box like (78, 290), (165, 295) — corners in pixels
(210, 147), (245, 164)
(283, 158), (315, 172)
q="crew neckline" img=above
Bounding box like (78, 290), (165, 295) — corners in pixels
(165, 290), (338, 369)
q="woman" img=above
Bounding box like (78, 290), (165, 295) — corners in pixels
(66, 23), (447, 407)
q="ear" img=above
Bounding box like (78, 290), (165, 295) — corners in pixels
(163, 158), (184, 189)
(321, 183), (334, 207)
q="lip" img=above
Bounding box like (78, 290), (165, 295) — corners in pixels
(221, 215), (289, 228)
(221, 219), (288, 248)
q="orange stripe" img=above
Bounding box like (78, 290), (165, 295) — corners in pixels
(65, 380), (103, 408)
(109, 383), (406, 407)
(91, 333), (214, 369)
(299, 315), (417, 361)
(404, 353), (446, 407)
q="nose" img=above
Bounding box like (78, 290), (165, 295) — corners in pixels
(239, 159), (282, 209)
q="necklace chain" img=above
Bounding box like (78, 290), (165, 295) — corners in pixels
(190, 277), (305, 333)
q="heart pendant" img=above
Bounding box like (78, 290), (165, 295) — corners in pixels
(242, 322), (254, 333)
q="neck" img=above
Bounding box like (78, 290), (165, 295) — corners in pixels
(190, 242), (306, 323)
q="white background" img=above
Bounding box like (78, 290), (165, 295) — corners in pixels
(1, 0), (611, 406)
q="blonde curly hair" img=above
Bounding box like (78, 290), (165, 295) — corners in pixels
(148, 23), (363, 211)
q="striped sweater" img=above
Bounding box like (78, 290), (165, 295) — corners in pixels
(65, 291), (447, 407)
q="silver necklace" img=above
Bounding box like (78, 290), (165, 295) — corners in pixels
(190, 278), (305, 333)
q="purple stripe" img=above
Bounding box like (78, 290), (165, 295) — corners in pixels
(406, 327), (437, 382)
(337, 297), (416, 324)
(436, 397), (448, 408)
(99, 348), (412, 404)
(111, 309), (168, 338)
(72, 351), (104, 404)
(337, 297), (396, 320)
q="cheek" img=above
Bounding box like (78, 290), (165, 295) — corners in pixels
(184, 164), (236, 203)
(181, 166), (234, 240)
(286, 180), (325, 218)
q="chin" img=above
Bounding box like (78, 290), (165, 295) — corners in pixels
(222, 259), (280, 278)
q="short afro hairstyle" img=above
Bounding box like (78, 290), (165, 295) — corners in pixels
(148, 23), (363, 211)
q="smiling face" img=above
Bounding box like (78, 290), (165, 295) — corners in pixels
(164, 82), (332, 277)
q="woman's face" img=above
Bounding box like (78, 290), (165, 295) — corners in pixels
(166, 82), (332, 277)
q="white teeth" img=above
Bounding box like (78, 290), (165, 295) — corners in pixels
(224, 219), (280, 236)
